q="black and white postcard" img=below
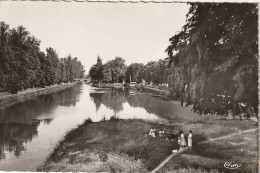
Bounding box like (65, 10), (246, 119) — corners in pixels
(0, 1), (258, 172)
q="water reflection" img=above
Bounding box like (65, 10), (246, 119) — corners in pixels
(0, 122), (39, 159)
(89, 87), (177, 118)
(90, 93), (103, 111)
(0, 86), (82, 161)
(127, 92), (176, 117)
(43, 118), (53, 125)
(0, 84), (185, 171)
(90, 88), (128, 113)
(0, 87), (81, 124)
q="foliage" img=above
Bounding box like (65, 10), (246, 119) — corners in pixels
(126, 63), (144, 83)
(89, 56), (126, 83)
(165, 3), (258, 117)
(89, 56), (103, 82)
(110, 57), (127, 83)
(102, 61), (113, 83)
(0, 22), (85, 94)
(89, 56), (169, 85)
(141, 59), (169, 85)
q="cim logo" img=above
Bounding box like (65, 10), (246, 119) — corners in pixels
(224, 161), (242, 170)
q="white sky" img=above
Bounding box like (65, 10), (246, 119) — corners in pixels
(0, 2), (190, 72)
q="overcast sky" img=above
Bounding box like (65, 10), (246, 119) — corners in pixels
(0, 2), (189, 72)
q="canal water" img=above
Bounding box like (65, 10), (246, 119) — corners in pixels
(0, 84), (193, 171)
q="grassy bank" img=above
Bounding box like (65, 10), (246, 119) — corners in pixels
(38, 119), (178, 172)
(0, 81), (81, 109)
(92, 83), (170, 96)
(38, 116), (258, 172)
(136, 85), (170, 96)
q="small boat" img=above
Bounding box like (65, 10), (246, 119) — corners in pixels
(114, 83), (123, 88)
(129, 82), (136, 87)
(129, 91), (135, 96)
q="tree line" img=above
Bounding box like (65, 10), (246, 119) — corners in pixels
(0, 22), (85, 94)
(89, 56), (169, 85)
(89, 3), (258, 118)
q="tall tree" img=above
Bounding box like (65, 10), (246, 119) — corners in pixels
(165, 3), (258, 117)
(110, 57), (126, 83)
(0, 22), (85, 93)
(89, 56), (103, 82)
(126, 63), (144, 83)
(102, 61), (113, 83)
(45, 47), (60, 85)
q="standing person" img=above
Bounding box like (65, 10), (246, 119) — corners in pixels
(177, 137), (181, 150)
(172, 130), (178, 142)
(180, 131), (186, 150)
(188, 130), (192, 149)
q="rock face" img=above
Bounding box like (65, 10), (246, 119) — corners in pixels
(166, 3), (258, 117)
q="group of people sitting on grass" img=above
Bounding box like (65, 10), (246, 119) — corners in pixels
(146, 128), (192, 152)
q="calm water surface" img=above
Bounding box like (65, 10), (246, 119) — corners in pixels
(0, 84), (184, 171)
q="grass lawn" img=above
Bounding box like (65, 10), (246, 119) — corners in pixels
(158, 129), (258, 173)
(0, 92), (11, 97)
(38, 116), (258, 172)
(38, 119), (179, 172)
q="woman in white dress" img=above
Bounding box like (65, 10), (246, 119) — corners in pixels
(180, 131), (186, 149)
(188, 130), (192, 149)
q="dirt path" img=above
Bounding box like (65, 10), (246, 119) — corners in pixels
(150, 128), (258, 173)
(151, 148), (189, 173)
(199, 128), (257, 144)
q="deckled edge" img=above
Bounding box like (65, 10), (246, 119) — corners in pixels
(0, 0), (259, 3)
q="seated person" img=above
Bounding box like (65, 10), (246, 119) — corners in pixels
(159, 129), (165, 137)
(169, 130), (178, 141)
(148, 127), (156, 137)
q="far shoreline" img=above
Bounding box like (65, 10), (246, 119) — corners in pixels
(0, 81), (82, 109)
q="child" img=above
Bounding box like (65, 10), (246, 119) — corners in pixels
(188, 130), (192, 149)
(149, 127), (156, 137)
(180, 131), (186, 150)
